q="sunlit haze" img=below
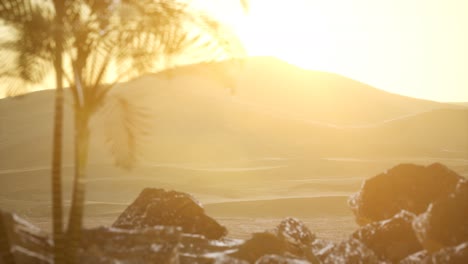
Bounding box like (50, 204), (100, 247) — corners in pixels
(1, 1), (467, 259)
(206, 0), (468, 102)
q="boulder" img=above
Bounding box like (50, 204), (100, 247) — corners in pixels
(274, 218), (318, 263)
(316, 238), (382, 264)
(349, 163), (462, 224)
(178, 233), (243, 264)
(232, 232), (287, 263)
(310, 239), (335, 261)
(399, 250), (428, 264)
(413, 179), (468, 252)
(233, 218), (319, 263)
(0, 210), (52, 264)
(113, 188), (227, 239)
(80, 226), (181, 264)
(275, 218), (315, 246)
(214, 255), (249, 264)
(400, 242), (468, 264)
(352, 210), (422, 262)
(255, 254), (311, 264)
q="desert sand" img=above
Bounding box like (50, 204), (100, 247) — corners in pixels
(1, 57), (467, 242)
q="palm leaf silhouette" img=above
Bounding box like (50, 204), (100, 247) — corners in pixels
(1, 1), (247, 263)
(99, 93), (153, 170)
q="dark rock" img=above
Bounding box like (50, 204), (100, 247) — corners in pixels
(233, 218), (320, 264)
(0, 210), (52, 264)
(352, 210), (422, 262)
(317, 238), (383, 264)
(399, 250), (428, 264)
(232, 232), (287, 263)
(413, 179), (468, 252)
(113, 188), (227, 239)
(423, 242), (468, 264)
(349, 163), (462, 224)
(178, 233), (243, 264)
(274, 218), (318, 263)
(79, 226), (181, 264)
(275, 218), (315, 246)
(255, 254), (310, 264)
(400, 242), (468, 264)
(310, 239), (335, 261)
(179, 233), (211, 262)
(213, 255), (249, 264)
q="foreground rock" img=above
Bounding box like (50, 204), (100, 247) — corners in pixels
(80, 226), (181, 263)
(232, 232), (288, 263)
(275, 217), (317, 259)
(113, 188), (227, 239)
(255, 254), (311, 264)
(413, 179), (468, 252)
(232, 218), (319, 263)
(178, 233), (244, 264)
(313, 238), (382, 264)
(349, 163), (462, 224)
(276, 218), (316, 246)
(0, 210), (52, 264)
(352, 210), (422, 262)
(400, 242), (468, 264)
(84, 228), (245, 264)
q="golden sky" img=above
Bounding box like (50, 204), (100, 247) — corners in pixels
(206, 0), (468, 102)
(2, 1), (467, 102)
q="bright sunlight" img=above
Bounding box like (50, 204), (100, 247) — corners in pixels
(212, 0), (468, 102)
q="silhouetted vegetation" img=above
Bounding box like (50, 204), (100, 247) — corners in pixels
(1, 1), (245, 263)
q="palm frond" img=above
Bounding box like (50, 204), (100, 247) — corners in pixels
(0, 0), (55, 97)
(58, 0), (245, 168)
(0, 76), (28, 96)
(97, 93), (153, 170)
(0, 0), (54, 28)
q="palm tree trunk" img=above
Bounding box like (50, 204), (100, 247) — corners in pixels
(0, 212), (15, 264)
(66, 108), (90, 264)
(51, 1), (65, 263)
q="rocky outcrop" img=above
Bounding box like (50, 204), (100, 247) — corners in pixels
(314, 238), (381, 264)
(80, 226), (181, 264)
(352, 210), (422, 262)
(213, 255), (249, 264)
(232, 218), (319, 264)
(399, 250), (428, 264)
(232, 232), (288, 263)
(274, 218), (317, 260)
(349, 163), (462, 224)
(0, 210), (52, 264)
(113, 188), (227, 239)
(400, 242), (468, 264)
(413, 179), (468, 252)
(178, 233), (244, 264)
(2, 162), (466, 263)
(275, 218), (315, 246)
(1, 208), (241, 264)
(310, 239), (335, 261)
(255, 254), (311, 264)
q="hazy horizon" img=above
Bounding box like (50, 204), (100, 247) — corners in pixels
(1, 55), (467, 104)
(1, 1), (467, 262)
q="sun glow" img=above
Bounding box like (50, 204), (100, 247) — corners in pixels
(233, 1), (338, 71)
(213, 0), (468, 102)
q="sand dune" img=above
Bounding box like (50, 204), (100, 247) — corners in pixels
(1, 57), (467, 227)
(1, 57), (466, 168)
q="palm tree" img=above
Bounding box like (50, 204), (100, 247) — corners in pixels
(60, 2), (244, 261)
(0, 1), (66, 263)
(1, 1), (246, 263)
(50, 2), (66, 263)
